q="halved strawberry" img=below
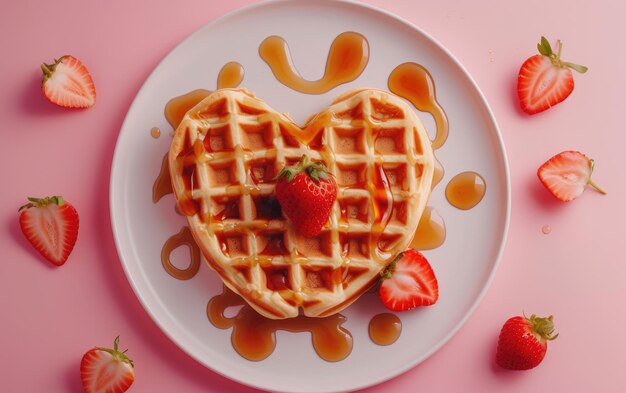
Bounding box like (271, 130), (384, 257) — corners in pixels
(41, 55), (96, 108)
(80, 336), (135, 393)
(379, 249), (438, 311)
(537, 150), (606, 201)
(18, 196), (79, 266)
(517, 36), (587, 114)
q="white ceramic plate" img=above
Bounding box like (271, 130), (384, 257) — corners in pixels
(110, 1), (510, 392)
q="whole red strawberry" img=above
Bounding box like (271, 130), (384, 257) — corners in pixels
(80, 336), (135, 393)
(275, 155), (337, 237)
(517, 36), (587, 114)
(496, 314), (558, 370)
(19, 196), (79, 266)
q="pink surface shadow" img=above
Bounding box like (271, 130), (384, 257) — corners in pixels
(64, 360), (83, 393)
(19, 69), (85, 117)
(507, 67), (527, 118)
(528, 172), (569, 212)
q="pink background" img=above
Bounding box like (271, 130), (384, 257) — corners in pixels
(1, 0), (625, 392)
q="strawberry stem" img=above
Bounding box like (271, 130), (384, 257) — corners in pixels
(528, 314), (559, 341)
(40, 63), (53, 78)
(96, 336), (134, 367)
(380, 252), (404, 279)
(274, 155), (332, 183)
(18, 196), (65, 211)
(40, 58), (62, 84)
(587, 159), (607, 195)
(539, 36), (588, 73)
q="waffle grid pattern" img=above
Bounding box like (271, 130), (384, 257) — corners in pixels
(169, 89), (434, 318)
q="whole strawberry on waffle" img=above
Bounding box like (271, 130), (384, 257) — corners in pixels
(169, 88), (434, 319)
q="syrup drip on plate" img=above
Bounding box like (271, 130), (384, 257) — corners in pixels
(432, 155), (444, 190)
(161, 226), (201, 280)
(150, 127), (161, 139)
(153, 153), (173, 203)
(369, 313), (402, 345)
(445, 171), (486, 210)
(410, 206), (446, 250)
(164, 89), (212, 129)
(163, 61), (243, 130)
(388, 62), (449, 150)
(207, 286), (353, 362)
(259, 31), (369, 94)
(217, 61), (244, 90)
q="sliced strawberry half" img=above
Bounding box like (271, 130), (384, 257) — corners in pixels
(537, 150), (606, 201)
(18, 196), (79, 266)
(379, 249), (439, 311)
(517, 36), (587, 114)
(80, 336), (135, 393)
(41, 55), (96, 108)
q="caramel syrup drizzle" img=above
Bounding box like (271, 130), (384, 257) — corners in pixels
(150, 127), (161, 139)
(432, 155), (444, 190)
(368, 312), (402, 346)
(217, 61), (244, 90)
(153, 153), (173, 203)
(370, 162), (394, 262)
(410, 206), (446, 250)
(161, 226), (201, 280)
(164, 89), (212, 130)
(207, 286), (353, 362)
(388, 62), (449, 150)
(163, 61), (243, 129)
(445, 171), (486, 210)
(259, 31), (369, 94)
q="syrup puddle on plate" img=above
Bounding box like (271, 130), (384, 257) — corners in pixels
(259, 31), (369, 94)
(445, 171), (486, 210)
(207, 286), (353, 362)
(161, 226), (201, 280)
(388, 62), (449, 150)
(369, 313), (402, 345)
(164, 61), (243, 129)
(217, 61), (244, 90)
(410, 206), (446, 250)
(150, 127), (161, 139)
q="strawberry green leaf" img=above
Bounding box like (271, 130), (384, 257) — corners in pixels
(537, 36), (553, 57)
(563, 61), (588, 73)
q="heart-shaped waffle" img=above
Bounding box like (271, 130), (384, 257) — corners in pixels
(169, 88), (434, 319)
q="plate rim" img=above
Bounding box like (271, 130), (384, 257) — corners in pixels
(109, 0), (511, 391)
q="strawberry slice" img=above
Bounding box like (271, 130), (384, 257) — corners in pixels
(41, 55), (96, 108)
(18, 196), (79, 266)
(379, 249), (438, 311)
(537, 150), (606, 201)
(517, 36), (587, 114)
(81, 336), (135, 393)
